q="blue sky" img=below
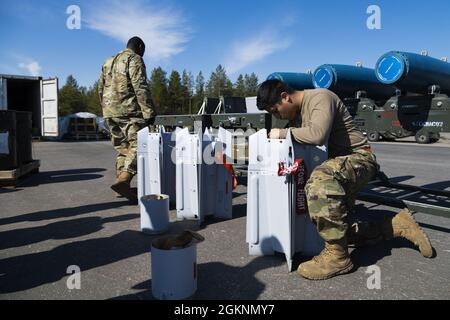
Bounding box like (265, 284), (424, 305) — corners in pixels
(1, 0), (449, 88)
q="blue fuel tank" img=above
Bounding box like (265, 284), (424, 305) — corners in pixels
(266, 72), (314, 90)
(375, 51), (450, 94)
(313, 64), (397, 101)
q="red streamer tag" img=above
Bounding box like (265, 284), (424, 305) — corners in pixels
(278, 159), (308, 215)
(216, 151), (238, 191)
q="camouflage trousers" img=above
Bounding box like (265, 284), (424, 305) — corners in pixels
(105, 117), (146, 177)
(305, 148), (380, 242)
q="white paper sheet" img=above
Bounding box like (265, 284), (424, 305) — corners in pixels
(0, 132), (9, 155)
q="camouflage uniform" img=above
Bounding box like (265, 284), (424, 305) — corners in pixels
(98, 48), (156, 176)
(305, 147), (380, 242)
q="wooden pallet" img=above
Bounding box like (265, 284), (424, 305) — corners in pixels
(0, 160), (40, 187)
(69, 118), (98, 135)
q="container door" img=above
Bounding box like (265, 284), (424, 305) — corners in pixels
(0, 78), (7, 110)
(41, 78), (59, 137)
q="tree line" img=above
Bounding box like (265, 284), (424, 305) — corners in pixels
(59, 65), (259, 116)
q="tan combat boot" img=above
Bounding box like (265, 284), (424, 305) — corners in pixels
(383, 208), (434, 258)
(298, 238), (354, 280)
(111, 171), (138, 203)
(114, 170), (124, 198)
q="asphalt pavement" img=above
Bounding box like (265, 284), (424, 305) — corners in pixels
(0, 139), (449, 300)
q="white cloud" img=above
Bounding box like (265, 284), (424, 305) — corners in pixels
(85, 0), (192, 62)
(18, 61), (41, 76)
(224, 16), (297, 75)
(225, 34), (292, 74)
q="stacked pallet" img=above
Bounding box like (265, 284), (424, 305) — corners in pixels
(0, 110), (40, 187)
(68, 117), (104, 140)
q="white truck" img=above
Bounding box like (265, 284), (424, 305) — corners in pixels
(0, 74), (59, 137)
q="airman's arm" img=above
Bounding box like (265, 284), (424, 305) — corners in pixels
(129, 55), (157, 122)
(98, 65), (105, 105)
(270, 94), (335, 146)
(289, 93), (335, 145)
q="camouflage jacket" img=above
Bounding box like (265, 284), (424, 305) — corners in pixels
(98, 48), (156, 120)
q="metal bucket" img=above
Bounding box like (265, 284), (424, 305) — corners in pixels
(140, 194), (170, 234)
(151, 232), (204, 300)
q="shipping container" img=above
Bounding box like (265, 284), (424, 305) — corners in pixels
(0, 110), (18, 170)
(15, 111), (33, 165)
(0, 74), (59, 137)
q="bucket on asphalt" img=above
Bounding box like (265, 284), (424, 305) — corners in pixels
(140, 194), (170, 234)
(151, 231), (205, 300)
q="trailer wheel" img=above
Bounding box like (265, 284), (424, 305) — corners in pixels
(415, 132), (430, 144)
(367, 131), (380, 142)
(431, 132), (441, 143)
(381, 133), (396, 141)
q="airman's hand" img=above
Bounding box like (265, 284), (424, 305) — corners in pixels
(269, 128), (287, 139)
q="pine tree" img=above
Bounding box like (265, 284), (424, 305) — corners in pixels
(233, 74), (246, 97)
(244, 73), (259, 96)
(181, 70), (194, 114)
(86, 81), (102, 116)
(58, 75), (87, 116)
(224, 79), (234, 96)
(206, 65), (233, 97)
(193, 71), (205, 113)
(66, 75), (78, 88)
(195, 71), (205, 96)
(149, 67), (169, 115)
(168, 70), (184, 114)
